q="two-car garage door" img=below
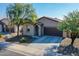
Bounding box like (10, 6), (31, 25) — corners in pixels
(44, 27), (62, 37)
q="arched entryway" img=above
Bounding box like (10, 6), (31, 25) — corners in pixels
(34, 23), (44, 36)
(0, 21), (6, 32)
(35, 25), (39, 36)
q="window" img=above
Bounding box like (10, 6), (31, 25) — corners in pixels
(27, 28), (30, 32)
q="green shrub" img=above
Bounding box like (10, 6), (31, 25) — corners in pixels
(0, 34), (3, 38)
(19, 37), (27, 43)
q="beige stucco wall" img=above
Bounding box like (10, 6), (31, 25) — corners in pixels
(23, 24), (35, 36)
(14, 25), (23, 33)
(38, 18), (58, 27)
(63, 31), (67, 38)
(22, 17), (60, 36)
(63, 31), (71, 38)
(38, 25), (42, 36)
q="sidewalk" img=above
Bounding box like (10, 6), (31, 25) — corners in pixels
(6, 43), (59, 56)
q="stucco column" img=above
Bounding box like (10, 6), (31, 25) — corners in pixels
(41, 25), (44, 36)
(38, 25), (41, 36)
(63, 31), (67, 38)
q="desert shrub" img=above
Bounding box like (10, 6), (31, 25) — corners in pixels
(6, 35), (34, 43)
(19, 37), (27, 43)
(0, 34), (3, 38)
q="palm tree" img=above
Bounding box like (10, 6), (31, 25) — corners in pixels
(6, 3), (37, 36)
(58, 10), (79, 45)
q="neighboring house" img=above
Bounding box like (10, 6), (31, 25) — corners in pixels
(0, 18), (11, 33)
(0, 18), (22, 33)
(0, 21), (6, 32)
(22, 16), (63, 37)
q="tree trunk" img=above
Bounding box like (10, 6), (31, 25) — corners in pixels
(71, 37), (75, 45)
(21, 27), (23, 36)
(67, 32), (69, 38)
(17, 24), (20, 36)
(70, 33), (77, 45)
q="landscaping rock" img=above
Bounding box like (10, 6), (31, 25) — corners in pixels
(44, 37), (79, 56)
(57, 38), (79, 56)
(0, 38), (5, 42)
(57, 46), (65, 53)
(58, 45), (79, 56)
(44, 45), (63, 56)
(60, 38), (72, 47)
(73, 38), (79, 48)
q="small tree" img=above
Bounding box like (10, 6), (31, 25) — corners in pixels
(6, 3), (37, 36)
(58, 10), (79, 45)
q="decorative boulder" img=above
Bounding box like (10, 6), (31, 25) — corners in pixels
(58, 38), (79, 56)
(58, 38), (72, 54)
(0, 37), (5, 42)
(73, 38), (79, 49)
(60, 38), (72, 47)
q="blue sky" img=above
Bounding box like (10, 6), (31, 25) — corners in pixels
(1, 3), (79, 20)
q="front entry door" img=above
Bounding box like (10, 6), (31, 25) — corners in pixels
(35, 25), (39, 36)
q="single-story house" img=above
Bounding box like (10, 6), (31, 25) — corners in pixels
(0, 16), (63, 37)
(22, 16), (63, 37)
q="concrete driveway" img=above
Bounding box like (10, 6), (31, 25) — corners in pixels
(7, 43), (59, 56)
(0, 36), (60, 56)
(0, 49), (25, 56)
(32, 36), (62, 43)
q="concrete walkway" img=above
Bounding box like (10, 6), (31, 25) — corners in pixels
(6, 43), (59, 56)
